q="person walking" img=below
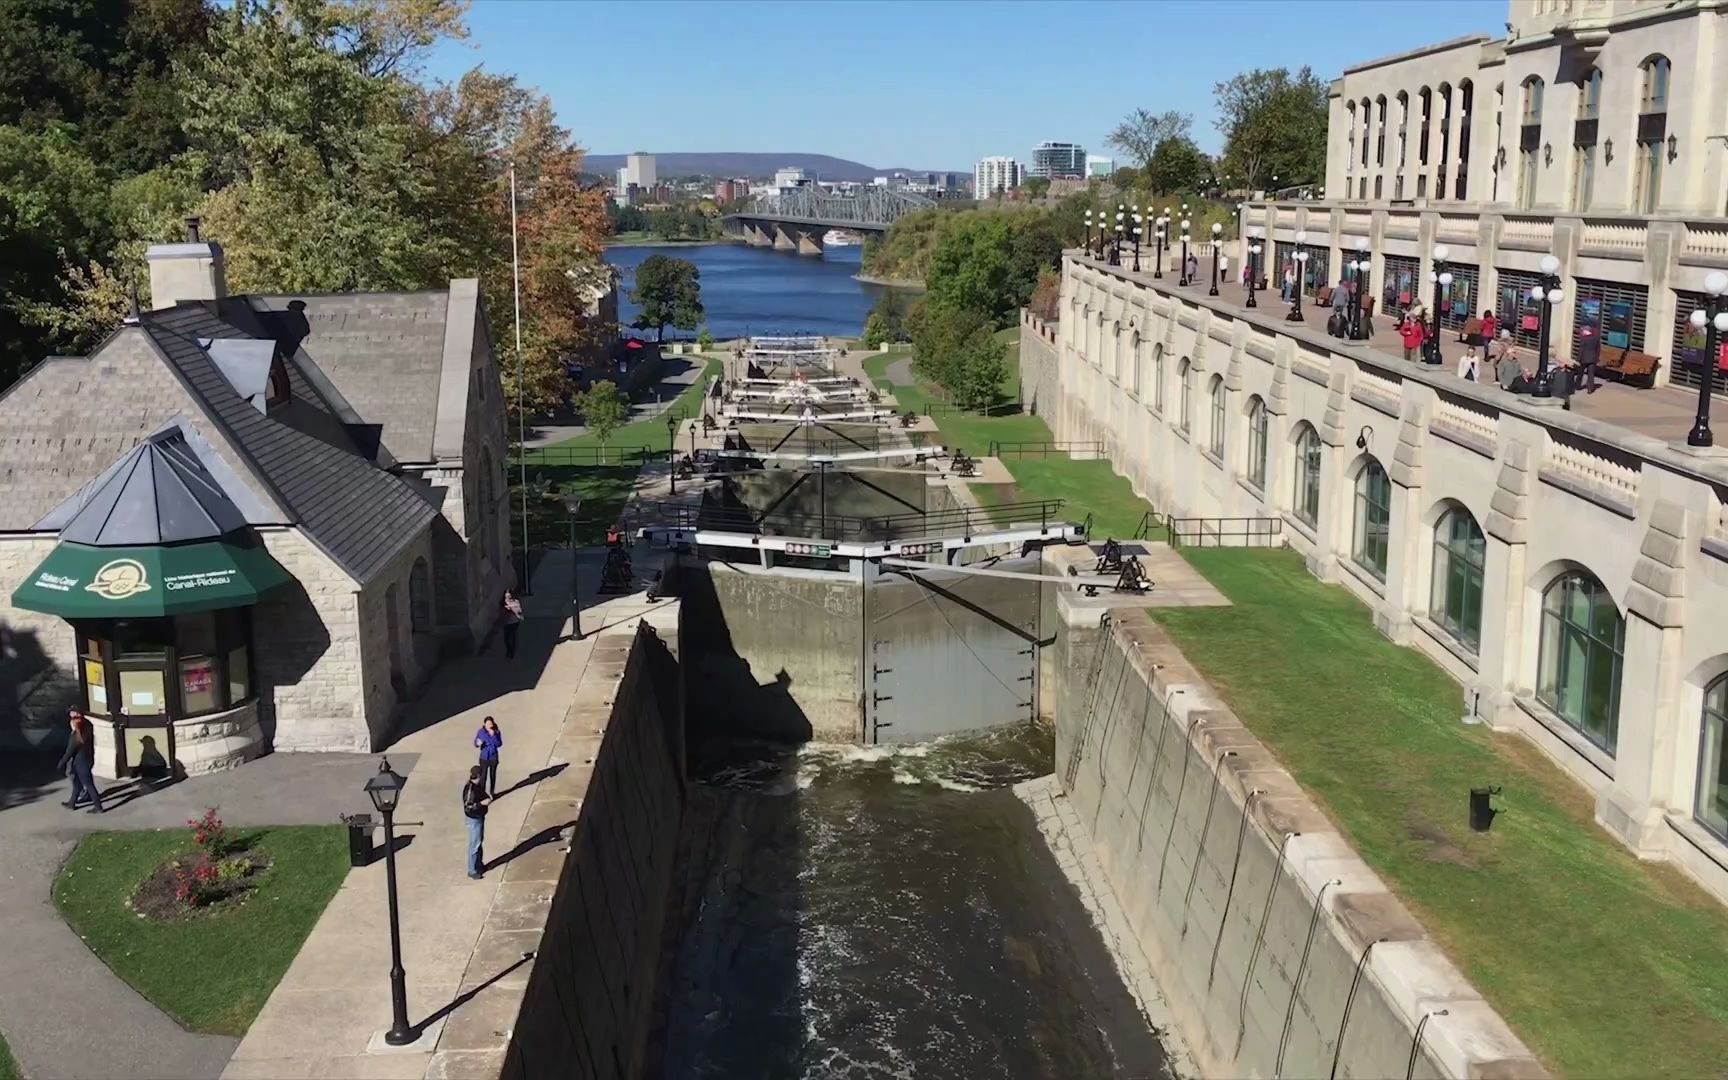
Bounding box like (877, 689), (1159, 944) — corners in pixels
(1185, 252), (1198, 283)
(1329, 277), (1351, 337)
(57, 709), (104, 814)
(1398, 307), (1427, 362)
(473, 716), (503, 799)
(462, 766), (488, 879)
(500, 589), (523, 660)
(1281, 265), (1295, 302)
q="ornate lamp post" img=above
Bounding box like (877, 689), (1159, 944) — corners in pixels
(1347, 237), (1371, 340)
(1286, 229), (1308, 323)
(1179, 216), (1192, 286)
(1246, 230), (1263, 309)
(364, 759), (415, 1047)
(1083, 209), (1094, 254)
(1153, 215), (1167, 278)
(1131, 206), (1143, 273)
(1531, 254), (1564, 396)
(1426, 244), (1451, 365)
(1112, 205), (1126, 266)
(1685, 272), (1728, 447)
(665, 413), (679, 493)
(1208, 222), (1223, 296)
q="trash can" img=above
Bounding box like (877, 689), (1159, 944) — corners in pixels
(342, 813), (376, 866)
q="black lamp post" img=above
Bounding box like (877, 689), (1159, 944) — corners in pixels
(1153, 214), (1167, 279)
(1530, 254), (1564, 396)
(1208, 222), (1222, 296)
(1131, 205), (1142, 273)
(563, 494), (584, 640)
(1286, 229), (1308, 323)
(1084, 209), (1095, 255)
(364, 759), (415, 1047)
(1246, 231), (1262, 309)
(1111, 204), (1125, 266)
(665, 413), (679, 493)
(1426, 244), (1451, 365)
(1178, 215), (1192, 286)
(1686, 273), (1728, 446)
(1347, 238), (1370, 340)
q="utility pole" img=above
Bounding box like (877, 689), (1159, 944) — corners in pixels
(511, 164), (529, 594)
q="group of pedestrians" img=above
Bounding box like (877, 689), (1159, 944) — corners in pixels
(462, 715), (505, 879)
(1393, 305), (1594, 410)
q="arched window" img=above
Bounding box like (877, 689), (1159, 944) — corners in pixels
(409, 557), (432, 633)
(1153, 345), (1166, 412)
(1178, 358), (1192, 432)
(1635, 56), (1671, 214)
(1455, 80), (1474, 199)
(1430, 506), (1485, 651)
(1517, 77), (1544, 209)
(1538, 569), (1624, 752)
(1246, 397), (1268, 490)
(1293, 424), (1322, 527)
(1208, 376), (1226, 457)
(1436, 82), (1454, 199)
(1571, 68), (1602, 211)
(1698, 674), (1728, 839)
(1129, 330), (1141, 396)
(1347, 102), (1357, 173)
(477, 447), (496, 569)
(1360, 97), (1372, 169)
(1375, 96), (1388, 167)
(1353, 458), (1391, 579)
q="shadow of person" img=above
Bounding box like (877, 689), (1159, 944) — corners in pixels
(136, 735), (168, 781)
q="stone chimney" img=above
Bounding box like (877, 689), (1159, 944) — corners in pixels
(145, 216), (228, 309)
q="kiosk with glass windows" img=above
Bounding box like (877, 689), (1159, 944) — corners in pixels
(10, 430), (291, 778)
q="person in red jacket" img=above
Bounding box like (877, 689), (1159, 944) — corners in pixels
(1398, 308), (1428, 362)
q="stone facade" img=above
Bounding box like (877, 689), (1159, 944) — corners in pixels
(253, 528), (368, 754)
(0, 535), (82, 750)
(1041, 251), (1728, 904)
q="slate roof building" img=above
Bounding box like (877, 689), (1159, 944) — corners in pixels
(0, 221), (512, 775)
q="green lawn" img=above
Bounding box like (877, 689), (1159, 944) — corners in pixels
(53, 826), (350, 1036)
(0, 1031), (16, 1080)
(512, 359), (719, 544)
(1152, 549), (1728, 1078)
(870, 340), (1160, 541)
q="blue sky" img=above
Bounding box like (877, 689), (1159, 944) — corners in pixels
(428, 0), (1508, 170)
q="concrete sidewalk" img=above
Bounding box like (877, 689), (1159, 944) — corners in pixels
(222, 550), (673, 1079)
(522, 353), (713, 448)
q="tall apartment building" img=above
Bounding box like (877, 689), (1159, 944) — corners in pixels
(1031, 141), (1087, 179)
(625, 152), (657, 189)
(1248, 0), (1727, 395)
(975, 156), (1024, 196)
(1086, 155), (1116, 178)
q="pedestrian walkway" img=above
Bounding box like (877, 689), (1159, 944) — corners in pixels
(0, 751), (390, 1080)
(222, 550), (671, 1079)
(523, 352), (713, 448)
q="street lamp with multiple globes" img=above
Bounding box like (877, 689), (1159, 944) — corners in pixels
(1113, 204), (1127, 266)
(1208, 222), (1223, 296)
(1530, 254), (1564, 396)
(1286, 229), (1308, 322)
(1084, 209), (1095, 254)
(1178, 216), (1192, 286)
(1246, 228), (1263, 309)
(666, 413), (680, 493)
(1347, 237), (1371, 340)
(364, 758), (416, 1047)
(1685, 271), (1728, 447)
(1131, 206), (1143, 273)
(1153, 214), (1168, 278)
(1426, 244), (1452, 365)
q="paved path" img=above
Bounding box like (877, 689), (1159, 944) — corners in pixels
(0, 751), (399, 1080)
(223, 548), (671, 1079)
(522, 354), (711, 448)
(884, 356), (915, 388)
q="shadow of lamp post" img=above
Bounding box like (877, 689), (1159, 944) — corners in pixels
(364, 758), (415, 1046)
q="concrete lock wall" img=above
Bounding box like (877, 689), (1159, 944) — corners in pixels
(675, 558), (863, 742)
(1053, 596), (1545, 1079)
(503, 622), (686, 1079)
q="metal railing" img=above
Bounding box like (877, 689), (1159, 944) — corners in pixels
(1164, 516), (1284, 549)
(512, 445), (672, 468)
(636, 497), (1070, 542)
(987, 440), (1104, 459)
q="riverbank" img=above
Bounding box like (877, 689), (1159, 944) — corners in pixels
(604, 234), (739, 248)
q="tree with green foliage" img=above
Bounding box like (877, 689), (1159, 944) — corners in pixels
(1107, 108), (1192, 174)
(1214, 66), (1328, 190)
(628, 254), (702, 341)
(1021, 175), (1051, 200)
(1109, 164), (1140, 191)
(1145, 136), (1210, 195)
(925, 210), (1061, 328)
(696, 327), (714, 349)
(861, 290), (910, 348)
(571, 379), (629, 455)
(906, 301), (1008, 413)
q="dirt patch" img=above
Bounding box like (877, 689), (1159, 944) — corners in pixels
(129, 849), (274, 922)
(1406, 817), (1478, 868)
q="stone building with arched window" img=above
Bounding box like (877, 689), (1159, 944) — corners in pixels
(0, 223), (512, 773)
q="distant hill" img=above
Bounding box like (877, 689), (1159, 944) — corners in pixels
(584, 152), (961, 181)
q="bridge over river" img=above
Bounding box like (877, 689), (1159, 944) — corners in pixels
(724, 186), (933, 254)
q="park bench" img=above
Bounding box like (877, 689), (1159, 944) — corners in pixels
(1596, 348), (1661, 387)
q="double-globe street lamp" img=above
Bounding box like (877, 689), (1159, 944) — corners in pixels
(1285, 229), (1309, 323)
(1246, 228), (1263, 309)
(1153, 213), (1168, 279)
(1178, 214), (1192, 286)
(1529, 254), (1565, 397)
(1346, 237), (1371, 340)
(1130, 205), (1143, 273)
(364, 758), (415, 1047)
(1426, 244), (1452, 365)
(1685, 272), (1728, 447)
(1112, 204), (1127, 266)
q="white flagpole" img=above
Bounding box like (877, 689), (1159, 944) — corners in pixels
(511, 163), (529, 591)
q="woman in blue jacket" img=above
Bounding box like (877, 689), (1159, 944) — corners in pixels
(473, 715), (503, 799)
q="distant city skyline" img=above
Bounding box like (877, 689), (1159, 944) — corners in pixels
(427, 0), (1508, 169)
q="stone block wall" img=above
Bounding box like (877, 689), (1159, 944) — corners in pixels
(354, 528), (439, 749)
(502, 622), (686, 1079)
(1052, 598), (1544, 1079)
(256, 528), (367, 753)
(0, 535), (81, 751)
(1018, 310), (1060, 421)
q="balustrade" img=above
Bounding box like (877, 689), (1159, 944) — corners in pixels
(1433, 397), (1499, 448)
(1543, 439), (1640, 507)
(1580, 222), (1646, 258)
(1681, 224), (1728, 266)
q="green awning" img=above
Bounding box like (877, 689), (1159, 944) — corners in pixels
(11, 537), (292, 619)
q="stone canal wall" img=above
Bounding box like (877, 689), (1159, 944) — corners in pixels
(1052, 597), (1544, 1079)
(502, 619), (687, 1079)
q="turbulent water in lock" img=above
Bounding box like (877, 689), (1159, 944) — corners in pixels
(651, 726), (1172, 1079)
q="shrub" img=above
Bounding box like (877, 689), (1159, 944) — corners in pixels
(696, 327), (714, 349)
(189, 808), (230, 858)
(215, 856), (254, 884)
(173, 857), (221, 908)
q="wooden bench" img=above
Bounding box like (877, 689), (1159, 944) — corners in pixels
(1313, 285), (1334, 306)
(1596, 348), (1661, 387)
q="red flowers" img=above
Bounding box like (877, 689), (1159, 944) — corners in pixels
(174, 808), (235, 909)
(188, 808), (230, 858)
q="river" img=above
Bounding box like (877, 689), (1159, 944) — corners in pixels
(652, 727), (1173, 1079)
(605, 242), (893, 340)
